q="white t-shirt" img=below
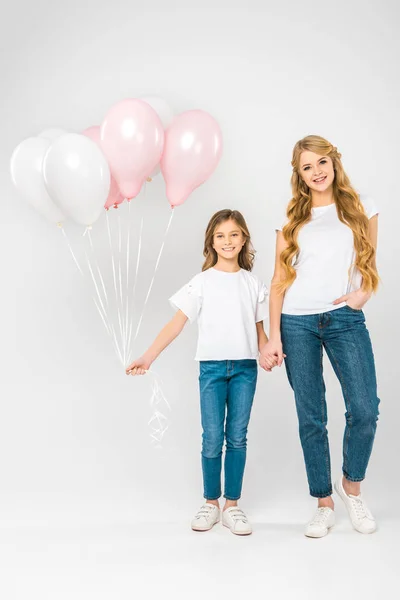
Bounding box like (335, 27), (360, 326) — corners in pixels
(169, 268), (269, 361)
(276, 195), (379, 315)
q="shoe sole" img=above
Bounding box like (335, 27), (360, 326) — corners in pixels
(304, 523), (334, 538)
(223, 523), (252, 536)
(334, 481), (377, 535)
(191, 519), (220, 532)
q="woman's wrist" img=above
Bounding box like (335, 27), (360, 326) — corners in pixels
(268, 332), (282, 342)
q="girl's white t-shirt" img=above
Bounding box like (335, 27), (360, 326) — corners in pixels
(276, 195), (379, 315)
(169, 268), (268, 361)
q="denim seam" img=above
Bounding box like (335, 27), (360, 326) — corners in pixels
(327, 342), (351, 477)
(342, 470), (364, 483)
(320, 341), (331, 486)
(310, 487), (333, 498)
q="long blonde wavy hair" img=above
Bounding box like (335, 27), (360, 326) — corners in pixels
(279, 135), (378, 294)
(202, 209), (255, 271)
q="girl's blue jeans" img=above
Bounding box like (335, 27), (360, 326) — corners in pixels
(199, 359), (258, 501)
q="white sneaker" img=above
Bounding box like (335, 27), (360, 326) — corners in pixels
(334, 478), (376, 534)
(191, 503), (220, 531)
(305, 507), (335, 538)
(222, 507), (252, 535)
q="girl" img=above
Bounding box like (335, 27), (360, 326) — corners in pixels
(126, 209), (273, 535)
(261, 135), (380, 538)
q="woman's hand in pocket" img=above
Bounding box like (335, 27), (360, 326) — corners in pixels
(333, 289), (372, 310)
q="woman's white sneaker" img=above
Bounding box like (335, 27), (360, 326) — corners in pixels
(305, 507), (335, 538)
(222, 507), (252, 535)
(334, 478), (376, 534)
(191, 503), (220, 531)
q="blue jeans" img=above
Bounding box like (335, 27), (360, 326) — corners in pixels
(199, 360), (258, 501)
(281, 306), (380, 497)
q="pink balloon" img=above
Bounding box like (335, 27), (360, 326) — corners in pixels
(100, 99), (164, 200)
(82, 126), (124, 209)
(161, 110), (223, 207)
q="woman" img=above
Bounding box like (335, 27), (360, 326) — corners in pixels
(261, 135), (380, 538)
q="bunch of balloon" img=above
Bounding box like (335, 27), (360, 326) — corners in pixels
(10, 97), (223, 371)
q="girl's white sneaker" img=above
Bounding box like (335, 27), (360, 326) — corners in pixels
(305, 507), (335, 538)
(334, 478), (377, 534)
(191, 503), (220, 531)
(222, 507), (252, 535)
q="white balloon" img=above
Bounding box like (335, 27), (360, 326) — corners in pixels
(10, 137), (65, 224)
(43, 133), (110, 226)
(140, 97), (174, 179)
(38, 128), (67, 141)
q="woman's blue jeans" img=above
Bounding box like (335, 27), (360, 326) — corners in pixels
(281, 306), (380, 498)
(199, 359), (258, 501)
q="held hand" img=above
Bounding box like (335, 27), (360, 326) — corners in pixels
(333, 289), (372, 310)
(125, 355), (152, 376)
(260, 339), (286, 369)
(259, 354), (278, 372)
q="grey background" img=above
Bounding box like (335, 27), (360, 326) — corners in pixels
(0, 3), (398, 595)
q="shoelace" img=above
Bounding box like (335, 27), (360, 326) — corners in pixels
(310, 508), (331, 526)
(350, 496), (370, 520)
(227, 508), (248, 523)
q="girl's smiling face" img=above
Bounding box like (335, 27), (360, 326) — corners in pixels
(212, 219), (245, 262)
(299, 150), (335, 193)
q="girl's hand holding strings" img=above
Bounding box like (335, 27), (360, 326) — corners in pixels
(126, 355), (152, 376)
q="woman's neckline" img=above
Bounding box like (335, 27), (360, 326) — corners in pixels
(312, 202), (336, 210)
(211, 267), (242, 274)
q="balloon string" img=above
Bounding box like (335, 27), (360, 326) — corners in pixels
(106, 210), (125, 361)
(131, 209), (174, 355)
(59, 225), (123, 363)
(124, 200), (132, 361)
(126, 184), (147, 365)
(87, 228), (109, 307)
(117, 212), (125, 363)
(59, 226), (83, 276)
(83, 226), (125, 364)
(146, 369), (171, 447)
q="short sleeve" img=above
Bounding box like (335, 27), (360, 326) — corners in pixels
(169, 276), (202, 323)
(360, 195), (379, 219)
(255, 281), (269, 323)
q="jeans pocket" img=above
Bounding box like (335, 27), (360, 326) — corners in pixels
(345, 304), (363, 313)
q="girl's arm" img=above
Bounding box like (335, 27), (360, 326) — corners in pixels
(126, 310), (188, 375)
(333, 214), (379, 308)
(256, 321), (275, 372)
(260, 231), (288, 367)
(256, 321), (268, 351)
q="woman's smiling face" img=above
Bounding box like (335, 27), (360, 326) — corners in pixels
(299, 150), (335, 193)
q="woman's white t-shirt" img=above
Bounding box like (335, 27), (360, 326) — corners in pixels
(169, 268), (269, 361)
(276, 195), (379, 315)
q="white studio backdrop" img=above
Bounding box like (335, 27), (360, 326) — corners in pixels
(0, 0), (398, 526)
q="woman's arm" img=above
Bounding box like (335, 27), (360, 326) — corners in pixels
(260, 231), (288, 368)
(126, 310), (188, 375)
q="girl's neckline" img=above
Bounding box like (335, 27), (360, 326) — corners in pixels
(211, 267), (243, 274)
(312, 202), (336, 211)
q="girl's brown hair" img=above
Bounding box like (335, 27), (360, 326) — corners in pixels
(202, 209), (255, 271)
(279, 135), (378, 293)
